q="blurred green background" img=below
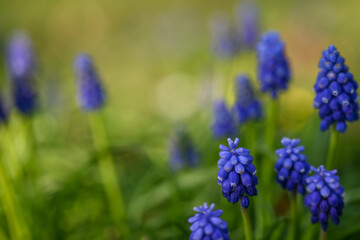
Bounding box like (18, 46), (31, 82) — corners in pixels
(1, 0), (360, 239)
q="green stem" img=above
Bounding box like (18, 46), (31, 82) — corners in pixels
(240, 203), (253, 240)
(265, 99), (278, 151)
(0, 154), (31, 239)
(1, 125), (23, 181)
(319, 229), (327, 240)
(88, 112), (128, 237)
(326, 126), (340, 170)
(22, 117), (38, 179)
(261, 99), (278, 228)
(288, 190), (297, 240)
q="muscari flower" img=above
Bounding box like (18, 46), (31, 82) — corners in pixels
(0, 98), (8, 124)
(169, 127), (199, 172)
(232, 75), (262, 124)
(257, 31), (291, 98)
(313, 45), (359, 133)
(73, 53), (106, 111)
(217, 138), (257, 207)
(235, 2), (259, 49)
(6, 31), (37, 115)
(275, 137), (310, 194)
(212, 100), (237, 139)
(304, 165), (345, 231)
(210, 14), (239, 58)
(188, 203), (230, 240)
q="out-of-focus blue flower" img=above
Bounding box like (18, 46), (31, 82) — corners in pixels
(73, 53), (106, 111)
(217, 138), (257, 207)
(257, 31), (291, 98)
(275, 137), (310, 194)
(0, 98), (8, 124)
(169, 127), (199, 172)
(232, 75), (262, 123)
(6, 31), (37, 115)
(313, 45), (359, 133)
(212, 99), (237, 139)
(188, 203), (230, 240)
(210, 14), (239, 58)
(304, 165), (345, 231)
(235, 2), (259, 49)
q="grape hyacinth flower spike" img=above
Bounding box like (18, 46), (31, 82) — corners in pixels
(304, 165), (345, 231)
(313, 45), (359, 133)
(210, 14), (239, 58)
(275, 137), (310, 194)
(212, 100), (236, 139)
(169, 127), (199, 172)
(217, 138), (258, 207)
(232, 75), (262, 124)
(74, 53), (106, 111)
(235, 2), (259, 49)
(257, 31), (291, 98)
(6, 31), (37, 115)
(188, 203), (230, 240)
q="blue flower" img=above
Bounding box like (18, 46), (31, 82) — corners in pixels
(6, 32), (37, 115)
(313, 45), (359, 133)
(256, 31), (291, 98)
(188, 203), (230, 240)
(232, 75), (262, 123)
(169, 127), (199, 172)
(212, 100), (237, 139)
(0, 98), (8, 124)
(217, 138), (257, 207)
(210, 14), (239, 58)
(275, 137), (310, 194)
(304, 165), (345, 231)
(73, 53), (106, 111)
(235, 2), (259, 49)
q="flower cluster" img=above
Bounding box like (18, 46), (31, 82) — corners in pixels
(217, 138), (257, 207)
(235, 2), (259, 49)
(313, 45), (359, 133)
(210, 14), (239, 58)
(6, 31), (37, 115)
(304, 165), (345, 231)
(73, 53), (106, 111)
(169, 127), (198, 172)
(257, 31), (291, 98)
(188, 203), (230, 240)
(232, 75), (262, 124)
(275, 137), (310, 194)
(212, 100), (236, 139)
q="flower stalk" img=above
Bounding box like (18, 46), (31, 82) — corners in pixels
(88, 112), (128, 236)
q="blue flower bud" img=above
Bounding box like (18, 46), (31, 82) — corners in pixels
(74, 53), (106, 111)
(241, 196), (250, 208)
